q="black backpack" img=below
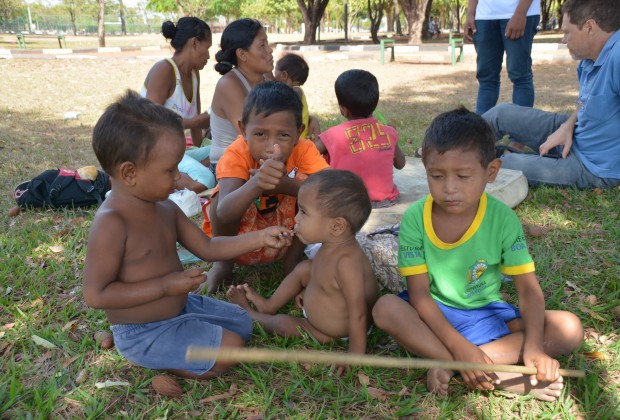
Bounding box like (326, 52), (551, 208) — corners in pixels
(14, 168), (110, 209)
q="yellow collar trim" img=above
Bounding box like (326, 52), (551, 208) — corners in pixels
(423, 193), (487, 250)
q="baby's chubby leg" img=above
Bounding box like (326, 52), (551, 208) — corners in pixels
(243, 259), (312, 314)
(228, 285), (335, 343)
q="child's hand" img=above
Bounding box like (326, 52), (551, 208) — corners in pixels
(453, 344), (500, 391)
(162, 268), (206, 296)
(249, 144), (287, 191)
(523, 350), (560, 385)
(261, 226), (295, 249)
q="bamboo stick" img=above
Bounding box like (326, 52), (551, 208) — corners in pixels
(186, 346), (585, 378)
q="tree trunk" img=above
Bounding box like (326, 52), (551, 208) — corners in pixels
(399, 0), (429, 44)
(297, 0), (330, 44)
(556, 0), (566, 29)
(454, 0), (462, 32)
(119, 0), (126, 35)
(97, 0), (105, 47)
(368, 0), (385, 43)
(69, 9), (77, 36)
(386, 0), (394, 32)
(422, 0), (433, 39)
(395, 0), (403, 35)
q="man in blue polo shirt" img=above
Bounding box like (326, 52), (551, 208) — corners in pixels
(482, 0), (620, 189)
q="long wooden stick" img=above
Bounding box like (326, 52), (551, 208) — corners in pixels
(186, 346), (585, 378)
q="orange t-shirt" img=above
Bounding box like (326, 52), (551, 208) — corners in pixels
(212, 135), (329, 213)
(202, 135), (329, 236)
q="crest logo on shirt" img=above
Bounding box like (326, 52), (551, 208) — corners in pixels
(467, 259), (488, 283)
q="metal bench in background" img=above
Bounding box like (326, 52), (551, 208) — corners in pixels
(15, 34), (67, 49)
(449, 32), (464, 66)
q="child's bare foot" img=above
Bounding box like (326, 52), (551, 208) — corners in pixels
(227, 285), (252, 310)
(241, 283), (274, 314)
(496, 374), (564, 402)
(427, 368), (455, 396)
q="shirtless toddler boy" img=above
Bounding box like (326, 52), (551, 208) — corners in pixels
(83, 90), (293, 379)
(228, 170), (379, 362)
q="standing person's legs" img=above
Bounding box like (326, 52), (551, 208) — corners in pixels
(502, 15), (539, 109)
(474, 19), (505, 115)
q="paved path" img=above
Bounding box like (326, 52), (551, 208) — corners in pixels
(1, 41), (571, 64)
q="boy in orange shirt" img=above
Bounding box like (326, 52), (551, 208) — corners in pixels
(202, 82), (329, 293)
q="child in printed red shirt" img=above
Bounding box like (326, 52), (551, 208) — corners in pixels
(315, 69), (405, 208)
(202, 81), (329, 293)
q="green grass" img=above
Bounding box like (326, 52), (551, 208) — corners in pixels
(1, 56), (619, 418)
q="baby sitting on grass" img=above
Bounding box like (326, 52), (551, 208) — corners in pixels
(228, 170), (380, 373)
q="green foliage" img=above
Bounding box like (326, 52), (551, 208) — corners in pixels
(240, 0), (301, 29)
(0, 0), (25, 23)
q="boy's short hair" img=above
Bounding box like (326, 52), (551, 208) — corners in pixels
(302, 169), (371, 233)
(562, 0), (620, 32)
(275, 53), (309, 85)
(334, 69), (379, 119)
(421, 106), (496, 167)
(92, 90), (183, 175)
(241, 81), (303, 128)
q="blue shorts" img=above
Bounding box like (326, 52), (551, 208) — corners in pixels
(110, 294), (252, 375)
(397, 291), (520, 346)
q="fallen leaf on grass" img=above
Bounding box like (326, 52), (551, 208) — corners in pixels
(565, 280), (582, 292)
(199, 383), (238, 403)
(578, 306), (607, 322)
(95, 380), (130, 389)
(32, 335), (57, 349)
(583, 268), (601, 276)
(62, 320), (79, 332)
(35, 351), (53, 367)
(49, 245), (64, 253)
(583, 351), (608, 361)
(366, 386), (389, 401)
(398, 386), (411, 397)
(62, 355), (80, 369)
(75, 369), (88, 385)
(1, 323), (15, 331)
(611, 305), (620, 318)
(70, 216), (87, 226)
(58, 227), (73, 238)
(25, 257), (37, 268)
(358, 370), (370, 386)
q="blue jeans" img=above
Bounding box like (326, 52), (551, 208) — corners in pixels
(474, 15), (539, 115)
(483, 104), (620, 189)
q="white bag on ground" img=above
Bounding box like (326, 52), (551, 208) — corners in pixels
(169, 189), (202, 217)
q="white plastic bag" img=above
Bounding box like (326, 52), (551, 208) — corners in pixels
(169, 189), (202, 217)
